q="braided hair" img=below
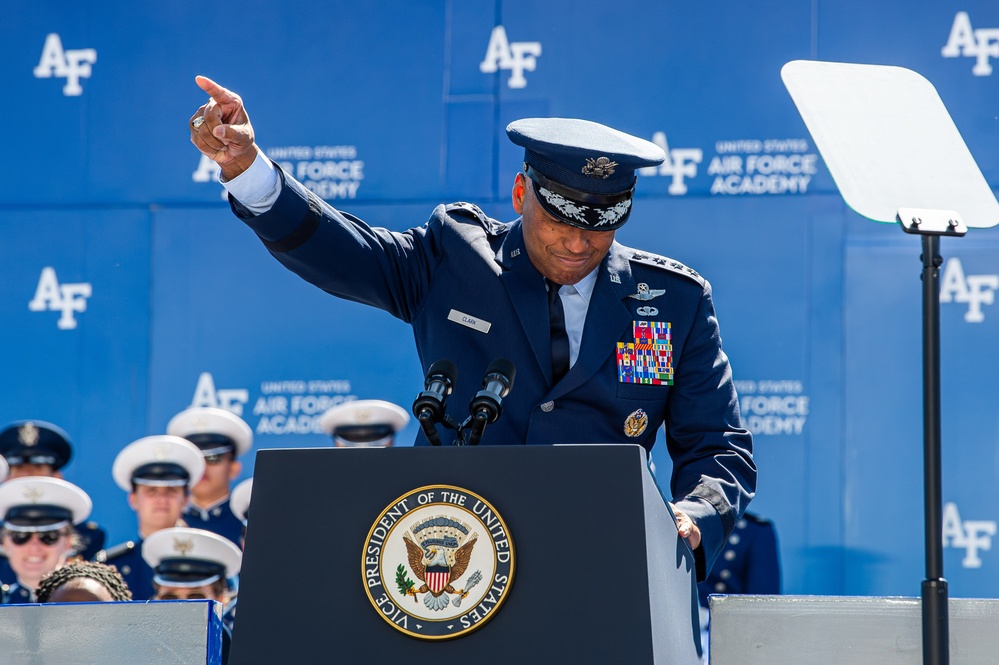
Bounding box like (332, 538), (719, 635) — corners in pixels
(36, 558), (133, 602)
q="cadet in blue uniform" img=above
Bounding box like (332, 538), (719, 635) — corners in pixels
(35, 559), (133, 603)
(222, 477), (252, 629)
(696, 512), (780, 661)
(189, 78), (756, 578)
(143, 527), (242, 664)
(0, 421), (107, 567)
(168, 407), (252, 547)
(0, 477), (92, 604)
(697, 512), (781, 606)
(318, 400), (409, 448)
(97, 435), (205, 600)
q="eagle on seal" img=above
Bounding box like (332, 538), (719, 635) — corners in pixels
(403, 533), (477, 611)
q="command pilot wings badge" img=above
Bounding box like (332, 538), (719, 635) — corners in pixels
(362, 485), (515, 640)
(628, 283), (665, 301)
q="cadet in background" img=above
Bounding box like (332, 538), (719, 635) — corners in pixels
(223, 477), (253, 630)
(97, 435), (204, 600)
(0, 477), (91, 603)
(0, 421), (107, 565)
(143, 527), (242, 665)
(318, 400), (409, 448)
(697, 512), (781, 662)
(168, 406), (253, 547)
(36, 559), (132, 602)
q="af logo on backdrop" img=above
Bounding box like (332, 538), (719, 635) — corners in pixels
(190, 372), (250, 416)
(28, 267), (92, 330)
(940, 257), (998, 322)
(363, 485), (514, 639)
(33, 33), (97, 96)
(480, 26), (542, 89)
(638, 132), (703, 195)
(942, 502), (997, 569)
(941, 11), (999, 76)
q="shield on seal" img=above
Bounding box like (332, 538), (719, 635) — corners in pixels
(425, 565), (450, 595)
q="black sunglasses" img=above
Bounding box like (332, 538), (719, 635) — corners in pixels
(156, 592), (208, 600)
(9, 530), (63, 546)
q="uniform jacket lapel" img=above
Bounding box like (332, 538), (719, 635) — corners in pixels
(496, 220), (552, 384)
(550, 243), (636, 399)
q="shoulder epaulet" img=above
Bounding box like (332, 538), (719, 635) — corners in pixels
(444, 202), (507, 235)
(628, 250), (704, 284)
(96, 541), (135, 562)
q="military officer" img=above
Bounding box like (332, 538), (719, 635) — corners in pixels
(223, 477), (252, 629)
(97, 435), (204, 600)
(318, 400), (409, 448)
(0, 421), (106, 578)
(228, 477), (252, 549)
(0, 477), (91, 603)
(167, 407), (252, 546)
(35, 559), (133, 603)
(189, 78), (756, 578)
(697, 512), (781, 607)
(696, 512), (780, 661)
(143, 527), (241, 663)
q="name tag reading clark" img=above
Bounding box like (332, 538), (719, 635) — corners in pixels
(448, 309), (491, 334)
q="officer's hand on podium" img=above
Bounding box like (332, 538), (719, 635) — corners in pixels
(671, 507), (702, 550)
(190, 75), (260, 181)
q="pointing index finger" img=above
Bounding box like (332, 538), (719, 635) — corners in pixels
(195, 75), (239, 105)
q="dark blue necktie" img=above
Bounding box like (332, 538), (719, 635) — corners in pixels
(546, 278), (570, 383)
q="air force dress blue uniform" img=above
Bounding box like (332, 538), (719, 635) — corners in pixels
(99, 435), (205, 600)
(225, 118), (755, 578)
(0, 421), (107, 563)
(168, 407), (252, 547)
(697, 512), (781, 608)
(0, 477), (92, 604)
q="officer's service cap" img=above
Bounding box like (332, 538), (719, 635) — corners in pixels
(112, 435), (205, 492)
(0, 477), (92, 532)
(319, 400), (410, 448)
(0, 420), (73, 470)
(167, 406), (252, 458)
(142, 527), (242, 588)
(230, 478), (253, 524)
(506, 117), (665, 231)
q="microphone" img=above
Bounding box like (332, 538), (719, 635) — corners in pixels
(467, 359), (516, 446)
(413, 360), (457, 446)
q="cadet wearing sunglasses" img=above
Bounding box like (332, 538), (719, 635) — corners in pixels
(0, 421), (108, 582)
(144, 527), (242, 664)
(0, 477), (92, 604)
(168, 407), (252, 548)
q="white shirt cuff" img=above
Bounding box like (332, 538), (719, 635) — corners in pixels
(220, 152), (281, 214)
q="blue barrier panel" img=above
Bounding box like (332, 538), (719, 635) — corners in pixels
(1, 0), (998, 600)
(0, 600), (224, 665)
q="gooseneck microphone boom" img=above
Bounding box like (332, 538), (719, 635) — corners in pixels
(412, 359), (457, 446)
(467, 358), (516, 446)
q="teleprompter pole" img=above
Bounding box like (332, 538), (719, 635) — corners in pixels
(920, 233), (947, 665)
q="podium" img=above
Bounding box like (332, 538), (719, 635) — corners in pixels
(229, 444), (701, 664)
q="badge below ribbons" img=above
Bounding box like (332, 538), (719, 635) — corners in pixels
(617, 321), (673, 386)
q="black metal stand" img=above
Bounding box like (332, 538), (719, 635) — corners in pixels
(900, 211), (966, 665)
(919, 233), (948, 665)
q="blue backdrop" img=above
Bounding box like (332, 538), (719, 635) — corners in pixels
(2, 0), (998, 599)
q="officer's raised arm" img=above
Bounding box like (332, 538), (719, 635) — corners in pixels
(189, 75), (260, 181)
